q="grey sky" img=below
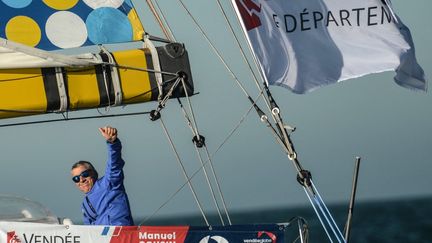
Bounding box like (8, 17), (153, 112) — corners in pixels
(0, 0), (430, 224)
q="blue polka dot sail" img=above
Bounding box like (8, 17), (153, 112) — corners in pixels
(0, 0), (144, 50)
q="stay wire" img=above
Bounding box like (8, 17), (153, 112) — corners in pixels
(214, 0), (273, 113)
(177, 0), (297, 167)
(222, 0), (298, 150)
(176, 109), (226, 226)
(194, 144), (226, 226)
(176, 1), (274, 225)
(176, 78), (226, 225)
(148, 77), (211, 225)
(194, 0), (294, 162)
(145, 0), (176, 41)
(158, 117), (210, 226)
(204, 145), (232, 225)
(224, 0), (301, 162)
(177, 93), (229, 225)
(223, 0), (308, 187)
(212, 91), (267, 157)
(176, 0), (282, 161)
(179, 78), (200, 138)
(140, 92), (263, 224)
(201, 143), (232, 225)
(177, 0), (250, 98)
(138, 2), (289, 225)
(137, 173), (189, 226)
(303, 183), (346, 243)
(311, 180), (346, 242)
(303, 187), (333, 243)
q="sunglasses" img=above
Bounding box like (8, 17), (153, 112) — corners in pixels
(72, 169), (92, 183)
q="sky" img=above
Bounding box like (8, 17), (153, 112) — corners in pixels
(0, 0), (431, 225)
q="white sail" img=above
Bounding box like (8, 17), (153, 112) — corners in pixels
(0, 38), (99, 69)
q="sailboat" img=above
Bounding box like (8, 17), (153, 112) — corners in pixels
(0, 0), (427, 242)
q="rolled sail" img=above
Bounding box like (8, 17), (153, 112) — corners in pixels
(0, 1), (193, 120)
(0, 43), (194, 119)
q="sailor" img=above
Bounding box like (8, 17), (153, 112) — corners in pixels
(70, 126), (134, 226)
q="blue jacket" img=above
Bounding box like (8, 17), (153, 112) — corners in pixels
(81, 139), (134, 225)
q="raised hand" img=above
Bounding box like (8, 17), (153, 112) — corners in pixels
(99, 126), (118, 143)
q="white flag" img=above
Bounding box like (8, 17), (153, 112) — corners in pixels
(232, 0), (427, 94)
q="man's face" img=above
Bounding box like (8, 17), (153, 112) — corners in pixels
(71, 165), (95, 193)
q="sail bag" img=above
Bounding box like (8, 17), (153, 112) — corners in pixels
(0, 43), (194, 119)
(0, 0), (194, 119)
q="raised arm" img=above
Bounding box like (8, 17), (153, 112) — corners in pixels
(99, 126), (125, 188)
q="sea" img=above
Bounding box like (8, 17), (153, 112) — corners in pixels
(139, 196), (432, 243)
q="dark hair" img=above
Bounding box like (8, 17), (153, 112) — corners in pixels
(71, 160), (99, 180)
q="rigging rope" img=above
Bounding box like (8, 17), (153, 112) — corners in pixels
(177, 78), (230, 225)
(140, 92), (264, 224)
(174, 0), (290, 177)
(158, 116), (210, 226)
(212, 0), (299, 160)
(126, 7), (238, 223)
(0, 111), (151, 128)
(201, 3), (344, 241)
(177, 85), (227, 225)
(200, 145), (232, 225)
(146, 0), (175, 41)
(179, 78), (200, 141)
(311, 181), (346, 242)
(192, 142), (226, 226)
(204, 0), (306, 186)
(125, 3), (340, 242)
(175, 0), (291, 156)
(218, 0), (300, 165)
(177, 0), (250, 99)
(214, 0), (273, 111)
(0, 74), (43, 82)
(106, 62), (177, 77)
(100, 65), (112, 114)
(214, 1), (303, 159)
(148, 76), (213, 226)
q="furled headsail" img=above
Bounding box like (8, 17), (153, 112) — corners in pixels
(0, 0), (194, 119)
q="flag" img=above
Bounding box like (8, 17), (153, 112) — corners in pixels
(232, 0), (427, 93)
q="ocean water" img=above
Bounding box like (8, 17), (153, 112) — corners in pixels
(140, 197), (432, 243)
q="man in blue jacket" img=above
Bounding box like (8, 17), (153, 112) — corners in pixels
(71, 126), (134, 225)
